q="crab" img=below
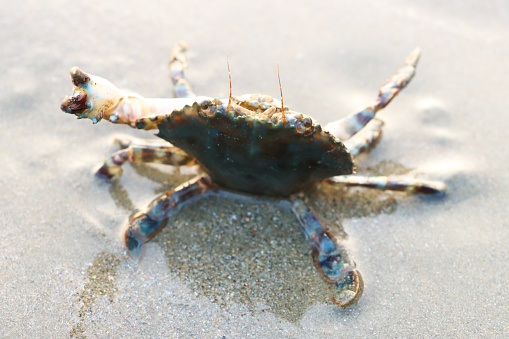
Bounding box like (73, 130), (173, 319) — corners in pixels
(60, 43), (446, 307)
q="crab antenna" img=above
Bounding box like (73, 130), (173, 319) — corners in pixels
(278, 65), (288, 125)
(227, 55), (232, 112)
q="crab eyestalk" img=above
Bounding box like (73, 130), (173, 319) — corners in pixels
(60, 67), (127, 124)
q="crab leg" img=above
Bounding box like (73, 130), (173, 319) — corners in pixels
(109, 135), (170, 150)
(325, 48), (421, 140)
(125, 175), (213, 259)
(343, 119), (384, 156)
(327, 175), (446, 195)
(290, 197), (363, 307)
(95, 138), (195, 179)
(169, 42), (196, 98)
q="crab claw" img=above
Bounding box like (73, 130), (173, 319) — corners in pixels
(60, 67), (126, 123)
(60, 67), (93, 117)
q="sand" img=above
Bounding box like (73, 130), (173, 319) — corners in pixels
(1, 0), (508, 337)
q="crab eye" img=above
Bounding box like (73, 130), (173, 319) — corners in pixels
(199, 100), (217, 117)
(295, 117), (314, 135)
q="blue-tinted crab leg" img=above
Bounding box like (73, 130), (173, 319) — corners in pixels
(343, 119), (384, 156)
(95, 139), (195, 179)
(327, 175), (447, 195)
(125, 175), (213, 259)
(169, 42), (196, 98)
(290, 197), (363, 307)
(325, 48), (421, 140)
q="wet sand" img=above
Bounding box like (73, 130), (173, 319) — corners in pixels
(1, 1), (508, 337)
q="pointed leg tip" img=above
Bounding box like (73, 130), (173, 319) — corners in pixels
(435, 182), (447, 195)
(332, 269), (364, 308)
(417, 181), (447, 196)
(124, 228), (146, 260)
(93, 164), (121, 180)
(406, 47), (422, 67)
(431, 187), (447, 196)
(176, 42), (189, 49)
(123, 212), (167, 260)
(311, 249), (364, 308)
(171, 42), (190, 59)
(112, 135), (134, 149)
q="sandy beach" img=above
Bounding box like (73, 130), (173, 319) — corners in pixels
(1, 0), (508, 337)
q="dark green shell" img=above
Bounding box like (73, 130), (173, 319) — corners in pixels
(151, 103), (353, 196)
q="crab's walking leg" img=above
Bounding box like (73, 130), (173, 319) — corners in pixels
(325, 48), (421, 140)
(290, 197), (363, 307)
(110, 135), (175, 150)
(343, 119), (384, 156)
(169, 42), (196, 98)
(327, 175), (447, 195)
(95, 139), (195, 179)
(125, 175), (212, 259)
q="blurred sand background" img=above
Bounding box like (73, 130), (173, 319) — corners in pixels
(1, 0), (508, 337)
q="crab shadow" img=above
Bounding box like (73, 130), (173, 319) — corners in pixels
(108, 160), (413, 322)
